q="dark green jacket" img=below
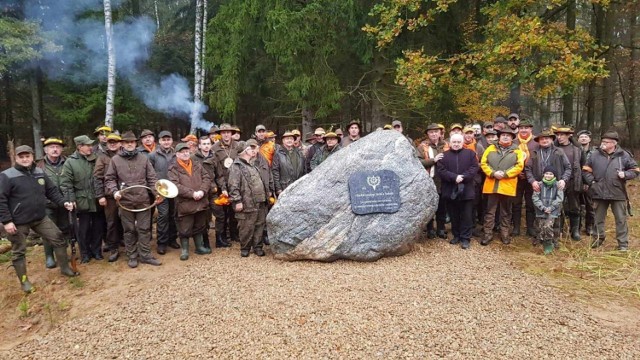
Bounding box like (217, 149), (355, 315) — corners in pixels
(61, 151), (98, 212)
(310, 144), (342, 171)
(36, 156), (67, 209)
(272, 146), (305, 193)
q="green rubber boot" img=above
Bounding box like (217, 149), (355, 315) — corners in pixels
(543, 241), (554, 255)
(180, 238), (189, 261)
(43, 242), (57, 269)
(13, 259), (34, 294)
(194, 234), (211, 255)
(54, 247), (79, 277)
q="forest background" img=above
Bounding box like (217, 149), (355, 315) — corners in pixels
(1, 0), (638, 161)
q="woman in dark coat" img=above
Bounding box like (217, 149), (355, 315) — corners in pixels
(436, 134), (480, 249)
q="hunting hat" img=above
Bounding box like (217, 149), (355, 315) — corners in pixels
(232, 125), (242, 133)
(383, 124), (393, 130)
(507, 113), (520, 120)
(391, 120), (402, 127)
(314, 127), (326, 136)
(216, 123), (236, 134)
(450, 123), (463, 131)
(304, 132), (315, 141)
(266, 131), (277, 138)
(576, 130), (592, 137)
(347, 119), (361, 129)
(323, 132), (339, 140)
(497, 127), (517, 138)
(93, 125), (112, 135)
(140, 129), (154, 138)
(463, 126), (475, 134)
(484, 129), (498, 136)
(281, 130), (295, 139)
(494, 116), (507, 124)
(120, 131), (137, 142)
(181, 134), (198, 143)
(543, 165), (557, 178)
(426, 123), (442, 132)
(209, 125), (219, 135)
(175, 143), (190, 153)
(518, 119), (534, 128)
(554, 126), (574, 134)
(601, 131), (620, 141)
(533, 129), (556, 142)
(483, 121), (494, 128)
(74, 135), (95, 146)
(255, 124), (266, 132)
(106, 133), (122, 142)
(43, 137), (65, 147)
(335, 129), (343, 136)
(158, 130), (172, 139)
(291, 129), (301, 138)
(15, 145), (34, 155)
(239, 139), (259, 152)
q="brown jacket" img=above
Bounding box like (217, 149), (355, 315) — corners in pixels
(105, 152), (158, 210)
(168, 160), (211, 217)
(93, 149), (118, 199)
(211, 140), (242, 193)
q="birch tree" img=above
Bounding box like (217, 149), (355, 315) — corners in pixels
(104, 0), (116, 128)
(192, 0), (204, 133)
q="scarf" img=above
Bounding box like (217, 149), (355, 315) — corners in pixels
(143, 143), (156, 153)
(517, 134), (532, 160)
(542, 177), (557, 187)
(121, 148), (139, 159)
(177, 158), (193, 176)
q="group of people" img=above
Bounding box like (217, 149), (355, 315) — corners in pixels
(1, 114), (637, 293)
(423, 114), (639, 254)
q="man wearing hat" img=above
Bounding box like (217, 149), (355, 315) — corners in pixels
(291, 129), (303, 150)
(341, 120), (361, 147)
(577, 130), (597, 235)
(105, 131), (163, 268)
(61, 135), (106, 263)
(507, 113), (520, 131)
(231, 125), (242, 142)
(305, 127), (325, 172)
(511, 119), (539, 237)
(583, 131), (639, 251)
(36, 137), (69, 268)
(209, 125), (221, 145)
(93, 125), (112, 156)
(449, 123), (463, 137)
(1, 145), (78, 293)
(480, 127), (526, 245)
(228, 139), (270, 257)
(524, 129), (571, 244)
(169, 143), (212, 260)
(138, 129), (156, 156)
(310, 132), (342, 170)
(493, 116), (507, 132)
(419, 123), (449, 238)
(477, 121), (495, 149)
(93, 132), (124, 262)
(554, 126), (586, 241)
(148, 130), (180, 254)
(272, 131), (306, 195)
(181, 134), (199, 154)
(211, 123), (243, 246)
(335, 128), (344, 141)
(254, 124), (267, 145)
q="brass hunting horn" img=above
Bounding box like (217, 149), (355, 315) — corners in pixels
(117, 179), (178, 213)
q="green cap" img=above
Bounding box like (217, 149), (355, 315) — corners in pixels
(74, 135), (95, 146)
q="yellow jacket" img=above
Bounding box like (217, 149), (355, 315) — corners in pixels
(480, 143), (525, 196)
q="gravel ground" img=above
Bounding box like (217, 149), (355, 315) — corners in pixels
(4, 240), (640, 359)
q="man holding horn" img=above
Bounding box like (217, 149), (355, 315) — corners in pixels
(105, 131), (163, 268)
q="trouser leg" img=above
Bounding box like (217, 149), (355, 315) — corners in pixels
(458, 199), (474, 241)
(251, 204), (267, 250)
(610, 200), (629, 248)
(483, 195), (498, 237)
(136, 210), (153, 259)
(511, 181), (524, 233)
(120, 210), (138, 259)
(156, 198), (171, 245)
(446, 199), (461, 239)
(90, 211), (105, 256)
(77, 212), (92, 258)
(104, 198), (122, 251)
(237, 211), (258, 251)
(499, 195), (513, 241)
(435, 196), (447, 231)
(593, 200), (609, 241)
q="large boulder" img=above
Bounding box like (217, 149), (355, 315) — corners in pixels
(267, 130), (438, 262)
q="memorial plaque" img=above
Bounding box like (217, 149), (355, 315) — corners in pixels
(348, 170), (401, 215)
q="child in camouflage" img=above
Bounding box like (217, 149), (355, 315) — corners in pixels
(532, 165), (565, 254)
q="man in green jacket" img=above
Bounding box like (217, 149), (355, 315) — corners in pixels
(61, 135), (105, 263)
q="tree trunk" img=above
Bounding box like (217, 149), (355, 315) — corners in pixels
(509, 83), (521, 114)
(200, 0), (207, 99)
(562, 0), (576, 126)
(154, 0), (160, 29)
(30, 66), (44, 160)
(104, 0), (116, 128)
(192, 0), (204, 134)
(301, 108), (314, 138)
(628, 2), (639, 150)
(600, 3), (616, 134)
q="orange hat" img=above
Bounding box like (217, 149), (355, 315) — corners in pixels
(181, 134), (198, 142)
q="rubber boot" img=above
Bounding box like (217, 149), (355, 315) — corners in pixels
(13, 259), (34, 294)
(194, 234), (212, 255)
(511, 213), (521, 236)
(179, 238), (189, 261)
(543, 241), (554, 255)
(215, 233), (230, 248)
(54, 247), (79, 277)
(43, 242), (57, 269)
(202, 231), (211, 250)
(570, 216), (581, 241)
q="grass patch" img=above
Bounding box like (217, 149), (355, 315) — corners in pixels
(69, 277), (85, 289)
(17, 297), (30, 318)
